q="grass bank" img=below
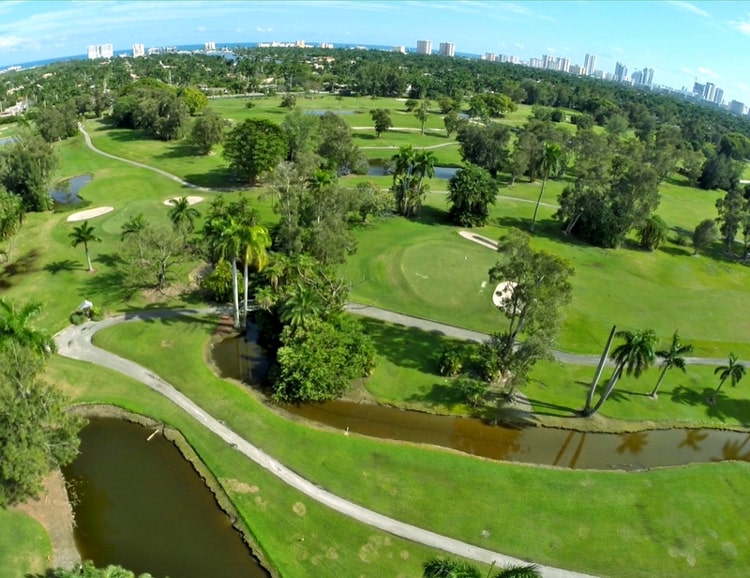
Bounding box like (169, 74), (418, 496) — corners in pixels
(90, 315), (750, 578)
(0, 509), (51, 578)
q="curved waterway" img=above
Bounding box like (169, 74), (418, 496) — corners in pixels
(213, 334), (750, 471)
(62, 418), (270, 578)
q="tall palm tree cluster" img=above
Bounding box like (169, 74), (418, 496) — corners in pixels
(201, 195), (271, 327)
(583, 328), (743, 415)
(391, 145), (437, 218)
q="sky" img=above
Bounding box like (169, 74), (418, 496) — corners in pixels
(1, 1), (750, 103)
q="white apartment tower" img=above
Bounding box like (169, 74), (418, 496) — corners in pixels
(584, 53), (597, 76)
(204, 41), (216, 51)
(87, 44), (114, 59)
(132, 44), (145, 58)
(416, 40), (432, 55)
(439, 42), (455, 57)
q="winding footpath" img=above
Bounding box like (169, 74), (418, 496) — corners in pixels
(55, 311), (594, 578)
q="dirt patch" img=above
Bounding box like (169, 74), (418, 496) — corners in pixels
(292, 502), (307, 516)
(14, 470), (80, 570)
(221, 478), (259, 494)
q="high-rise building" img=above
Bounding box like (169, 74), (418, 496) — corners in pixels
(204, 41), (216, 51)
(529, 58), (543, 68)
(584, 53), (597, 76)
(87, 43), (114, 60)
(439, 42), (455, 57)
(631, 70), (643, 85)
(132, 44), (145, 58)
(558, 58), (570, 73)
(484, 53), (497, 62)
(729, 100), (746, 115)
(393, 45), (407, 54)
(713, 88), (724, 105)
(614, 62), (628, 82)
(643, 67), (654, 86)
(703, 82), (715, 102)
(319, 42), (334, 49)
(416, 40), (432, 55)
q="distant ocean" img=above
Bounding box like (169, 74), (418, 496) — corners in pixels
(2, 42), (479, 71)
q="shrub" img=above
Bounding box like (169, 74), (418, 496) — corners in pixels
(437, 345), (465, 376)
(70, 312), (87, 325)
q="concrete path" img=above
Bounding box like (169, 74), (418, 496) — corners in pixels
(54, 309), (594, 578)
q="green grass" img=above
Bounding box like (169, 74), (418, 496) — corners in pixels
(88, 316), (750, 578)
(47, 352), (456, 578)
(0, 509), (51, 578)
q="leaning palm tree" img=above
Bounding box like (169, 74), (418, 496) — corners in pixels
(530, 142), (563, 232)
(711, 353), (746, 404)
(649, 330), (693, 399)
(69, 220), (101, 272)
(0, 298), (56, 357)
(584, 328), (658, 416)
(168, 196), (201, 234)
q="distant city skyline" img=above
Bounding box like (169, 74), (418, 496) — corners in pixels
(1, 1), (749, 102)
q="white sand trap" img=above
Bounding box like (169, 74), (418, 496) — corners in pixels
(163, 195), (204, 206)
(66, 206), (114, 222)
(458, 230), (498, 251)
(493, 281), (517, 308)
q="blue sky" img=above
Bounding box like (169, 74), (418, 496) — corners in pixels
(1, 1), (750, 103)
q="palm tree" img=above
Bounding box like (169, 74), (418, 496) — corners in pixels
(415, 99), (430, 135)
(168, 196), (200, 233)
(280, 283), (322, 331)
(530, 142), (563, 232)
(649, 331), (693, 399)
(710, 353), (746, 404)
(69, 220), (101, 272)
(216, 217), (244, 327)
(0, 298), (55, 357)
(585, 328), (658, 416)
(120, 213), (147, 241)
(240, 223), (271, 315)
(422, 557), (540, 578)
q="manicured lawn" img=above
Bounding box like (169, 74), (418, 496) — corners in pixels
(89, 316), (750, 578)
(47, 353), (456, 578)
(0, 509), (51, 578)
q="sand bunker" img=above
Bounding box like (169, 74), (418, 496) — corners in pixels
(458, 230), (498, 251)
(66, 206), (114, 222)
(493, 281), (516, 308)
(163, 195), (204, 206)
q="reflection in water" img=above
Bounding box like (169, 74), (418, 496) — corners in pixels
(213, 335), (750, 471)
(63, 419), (269, 578)
(616, 432), (650, 456)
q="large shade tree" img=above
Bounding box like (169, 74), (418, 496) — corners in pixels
(447, 164), (498, 227)
(223, 118), (287, 185)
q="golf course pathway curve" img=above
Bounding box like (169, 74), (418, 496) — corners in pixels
(55, 309), (593, 578)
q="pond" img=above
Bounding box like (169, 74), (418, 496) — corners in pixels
(50, 174), (92, 205)
(62, 418), (270, 578)
(0, 136), (15, 146)
(367, 163), (458, 180)
(213, 334), (750, 471)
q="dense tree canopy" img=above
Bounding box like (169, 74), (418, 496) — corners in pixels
(223, 118), (287, 184)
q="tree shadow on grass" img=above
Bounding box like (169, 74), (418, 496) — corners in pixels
(659, 245), (692, 257)
(183, 168), (240, 189)
(357, 317), (451, 374)
(119, 307), (220, 327)
(44, 259), (82, 274)
(94, 252), (125, 268)
(78, 269), (137, 304)
(155, 140), (198, 160)
(404, 380), (466, 409)
(414, 204), (450, 226)
(670, 385), (750, 423)
(0, 249), (41, 288)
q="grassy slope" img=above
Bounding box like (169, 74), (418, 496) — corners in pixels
(0, 509), (51, 578)
(90, 316), (750, 578)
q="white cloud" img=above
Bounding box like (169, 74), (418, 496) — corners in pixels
(665, 1), (711, 18)
(546, 47), (557, 53)
(737, 82), (749, 92)
(514, 42), (525, 49)
(731, 15), (750, 35)
(0, 35), (28, 49)
(256, 27), (272, 32)
(197, 26), (206, 32)
(697, 66), (719, 78)
(680, 66), (694, 74)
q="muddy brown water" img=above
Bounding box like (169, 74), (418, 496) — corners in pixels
(214, 333), (750, 471)
(62, 418), (270, 578)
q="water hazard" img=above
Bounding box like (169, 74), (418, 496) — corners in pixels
(51, 174), (92, 204)
(63, 418), (270, 578)
(214, 334), (750, 471)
